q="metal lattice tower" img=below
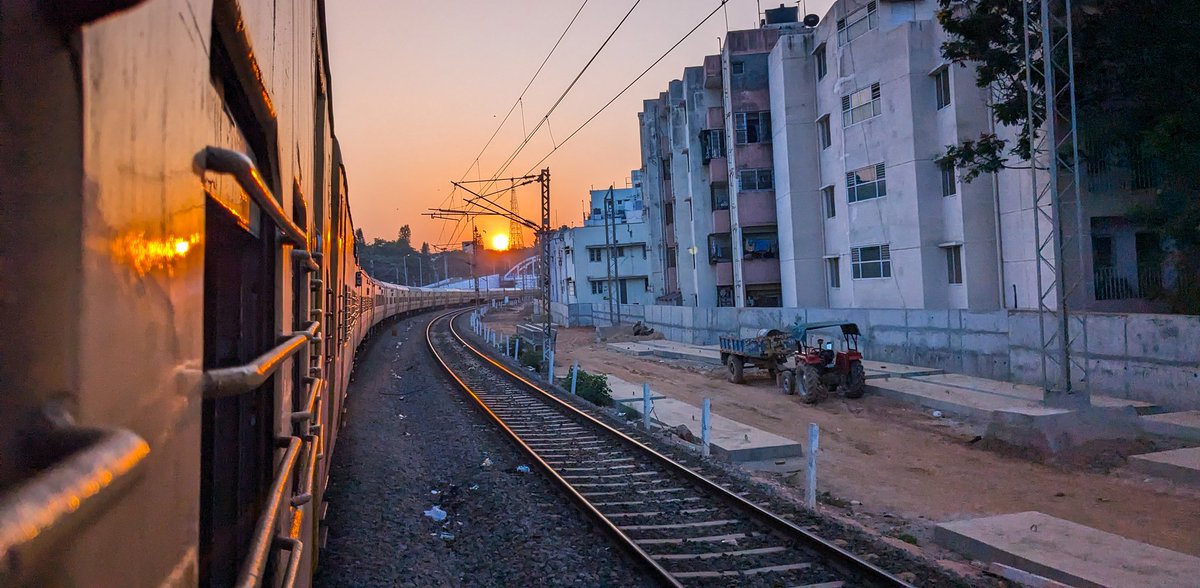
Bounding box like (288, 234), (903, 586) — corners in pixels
(1023, 0), (1090, 408)
(509, 179), (525, 250)
(537, 169), (553, 366)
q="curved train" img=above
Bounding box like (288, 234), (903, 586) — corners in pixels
(1, 2), (498, 586)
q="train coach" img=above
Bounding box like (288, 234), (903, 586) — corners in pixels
(1, 1), (496, 586)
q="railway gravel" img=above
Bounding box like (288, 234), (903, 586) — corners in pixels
(315, 311), (656, 587)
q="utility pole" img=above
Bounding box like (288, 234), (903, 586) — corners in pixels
(403, 255), (410, 285)
(472, 224), (481, 299)
(604, 186), (622, 325)
(538, 168), (552, 369)
(418, 256), (424, 286)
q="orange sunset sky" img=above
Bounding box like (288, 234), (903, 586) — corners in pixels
(326, 0), (834, 249)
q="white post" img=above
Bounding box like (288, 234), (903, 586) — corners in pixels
(570, 361), (579, 395)
(642, 383), (651, 431)
(514, 337), (521, 360)
(701, 398), (711, 457)
(547, 349), (555, 384)
(806, 423), (819, 509)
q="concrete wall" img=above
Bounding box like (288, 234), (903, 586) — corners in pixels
(559, 302), (1200, 410)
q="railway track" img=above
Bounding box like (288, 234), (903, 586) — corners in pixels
(427, 309), (912, 588)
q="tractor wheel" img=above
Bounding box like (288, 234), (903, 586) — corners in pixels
(844, 361), (866, 399)
(779, 369), (796, 395)
(726, 356), (745, 384)
(797, 365), (826, 404)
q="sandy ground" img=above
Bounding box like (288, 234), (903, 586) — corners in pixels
(481, 304), (1200, 561)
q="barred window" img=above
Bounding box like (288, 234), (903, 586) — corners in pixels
(734, 111), (771, 144)
(711, 185), (730, 210)
(945, 245), (963, 284)
(823, 186), (836, 218)
(738, 168), (774, 191)
(851, 244), (892, 279)
(846, 163), (886, 203)
(700, 129), (725, 161)
(941, 162), (957, 197)
(708, 233), (733, 264)
(934, 67), (952, 109)
(588, 248), (603, 262)
(837, 2), (878, 46)
(827, 257), (841, 288)
(842, 83), (881, 127)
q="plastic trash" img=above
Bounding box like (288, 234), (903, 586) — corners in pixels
(397, 414), (406, 420)
(932, 410), (944, 418)
(480, 457), (493, 467)
(515, 465), (531, 474)
(469, 484), (480, 491)
(430, 490), (440, 496)
(423, 506), (447, 522)
(720, 538), (738, 546)
(436, 531), (455, 541)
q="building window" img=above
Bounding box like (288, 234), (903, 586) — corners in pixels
(945, 245), (963, 284)
(590, 281), (607, 295)
(822, 186), (836, 218)
(708, 233), (733, 264)
(730, 61), (744, 76)
(827, 257), (841, 288)
(734, 111), (771, 144)
(664, 201), (674, 224)
(744, 232), (779, 260)
(738, 168), (774, 191)
(842, 83), (881, 127)
(711, 185), (730, 210)
(661, 157), (671, 181)
(846, 163), (887, 203)
(837, 1), (878, 46)
(666, 246), (677, 268)
(717, 286), (735, 307)
(934, 67), (952, 110)
(815, 43), (827, 80)
(941, 162), (957, 197)
(817, 115), (831, 150)
(852, 244), (892, 279)
(700, 129), (725, 162)
(617, 246), (626, 258)
(746, 286), (782, 308)
(588, 248), (603, 262)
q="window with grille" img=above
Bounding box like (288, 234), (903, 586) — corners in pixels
(842, 83), (881, 127)
(827, 257), (841, 288)
(934, 67), (952, 109)
(716, 286), (735, 307)
(823, 186), (836, 218)
(817, 115), (831, 150)
(711, 185), (730, 210)
(708, 233), (733, 264)
(700, 129), (725, 162)
(590, 281), (607, 295)
(946, 245), (963, 284)
(941, 162), (957, 197)
(730, 61), (744, 76)
(743, 232), (779, 260)
(666, 246), (677, 268)
(846, 163), (886, 202)
(815, 44), (827, 80)
(851, 244), (892, 279)
(837, 2), (878, 46)
(588, 248), (603, 262)
(738, 168), (774, 191)
(734, 111), (771, 144)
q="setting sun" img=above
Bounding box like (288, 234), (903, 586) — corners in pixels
(491, 233), (510, 251)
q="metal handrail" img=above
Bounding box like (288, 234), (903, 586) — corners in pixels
(235, 436), (301, 588)
(290, 378), (324, 424)
(203, 146), (307, 246)
(203, 323), (321, 399)
(0, 409), (150, 585)
(291, 250), (319, 272)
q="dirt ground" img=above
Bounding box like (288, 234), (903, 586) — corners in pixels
(481, 304), (1200, 562)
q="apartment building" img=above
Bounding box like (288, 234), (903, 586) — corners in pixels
(637, 0), (1167, 313)
(550, 177), (655, 308)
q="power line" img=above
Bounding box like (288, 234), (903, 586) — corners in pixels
(521, 0), (732, 176)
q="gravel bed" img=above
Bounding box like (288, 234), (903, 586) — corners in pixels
(314, 312), (656, 587)
(464, 312), (997, 588)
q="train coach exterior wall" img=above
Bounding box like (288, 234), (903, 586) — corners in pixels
(560, 304), (1200, 411)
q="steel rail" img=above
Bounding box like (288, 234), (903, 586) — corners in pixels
(425, 309), (683, 588)
(203, 322), (321, 398)
(0, 410), (150, 586)
(434, 309), (911, 588)
(203, 146), (307, 247)
(235, 436), (301, 588)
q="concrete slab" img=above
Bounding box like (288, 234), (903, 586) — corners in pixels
(859, 360), (945, 380)
(606, 339), (724, 366)
(605, 375), (803, 463)
(934, 511), (1200, 588)
(606, 342), (656, 357)
(1141, 411), (1200, 442)
(1128, 447), (1200, 487)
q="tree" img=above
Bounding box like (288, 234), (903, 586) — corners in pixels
(420, 241), (430, 256)
(937, 0), (1200, 311)
(354, 228), (365, 246)
(397, 225), (412, 250)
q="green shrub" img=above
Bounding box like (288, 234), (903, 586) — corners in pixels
(570, 369), (613, 407)
(519, 348), (542, 371)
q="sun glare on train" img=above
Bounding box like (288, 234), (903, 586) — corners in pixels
(491, 234), (509, 251)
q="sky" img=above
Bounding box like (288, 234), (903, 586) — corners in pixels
(326, 0), (834, 249)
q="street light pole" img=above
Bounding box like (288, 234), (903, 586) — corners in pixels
(403, 255), (410, 285)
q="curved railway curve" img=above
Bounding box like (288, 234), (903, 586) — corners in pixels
(426, 309), (914, 588)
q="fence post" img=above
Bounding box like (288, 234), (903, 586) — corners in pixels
(570, 361), (579, 396)
(547, 349), (555, 384)
(806, 423), (819, 509)
(642, 383), (652, 431)
(514, 337), (521, 361)
(701, 398), (711, 458)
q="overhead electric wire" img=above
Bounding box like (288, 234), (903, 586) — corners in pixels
(520, 0), (732, 176)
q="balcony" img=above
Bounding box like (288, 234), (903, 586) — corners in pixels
(703, 55), (722, 89)
(736, 190), (776, 227)
(715, 262), (734, 286)
(708, 159), (728, 185)
(742, 257), (781, 285)
(1095, 265), (1164, 301)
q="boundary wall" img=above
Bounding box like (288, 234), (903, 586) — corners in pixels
(551, 302), (1200, 411)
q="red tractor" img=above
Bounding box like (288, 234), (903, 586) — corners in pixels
(778, 322), (867, 404)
